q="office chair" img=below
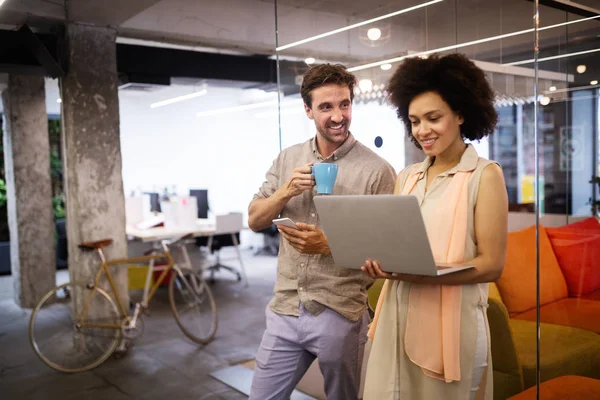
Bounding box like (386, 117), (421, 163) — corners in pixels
(197, 212), (248, 287)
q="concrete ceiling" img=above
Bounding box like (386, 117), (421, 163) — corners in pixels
(0, 0), (598, 75)
(0, 0), (164, 26)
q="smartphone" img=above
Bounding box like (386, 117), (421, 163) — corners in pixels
(273, 217), (300, 230)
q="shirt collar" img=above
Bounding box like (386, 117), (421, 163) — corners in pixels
(310, 132), (357, 162)
(415, 143), (479, 179)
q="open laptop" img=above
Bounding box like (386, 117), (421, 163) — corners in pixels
(313, 195), (474, 276)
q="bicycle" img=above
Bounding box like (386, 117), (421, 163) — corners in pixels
(29, 234), (218, 373)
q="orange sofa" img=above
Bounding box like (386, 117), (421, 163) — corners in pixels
(495, 217), (600, 333)
(508, 375), (600, 400)
(489, 216), (600, 399)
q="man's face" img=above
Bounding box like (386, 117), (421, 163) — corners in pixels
(304, 84), (352, 146)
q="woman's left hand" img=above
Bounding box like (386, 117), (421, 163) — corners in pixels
(361, 259), (393, 279)
(361, 259), (426, 283)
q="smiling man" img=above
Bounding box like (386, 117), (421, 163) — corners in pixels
(247, 64), (396, 400)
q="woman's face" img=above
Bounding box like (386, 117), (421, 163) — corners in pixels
(408, 91), (464, 157)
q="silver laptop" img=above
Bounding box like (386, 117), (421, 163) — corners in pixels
(313, 195), (474, 276)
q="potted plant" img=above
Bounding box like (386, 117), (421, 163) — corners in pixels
(48, 119), (68, 269)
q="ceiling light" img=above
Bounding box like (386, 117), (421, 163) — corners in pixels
(0, 0), (5, 7)
(276, 0), (443, 51)
(348, 14), (600, 72)
(540, 96), (551, 106)
(577, 65), (587, 74)
(505, 48), (600, 66)
(549, 86), (557, 92)
(591, 80), (599, 85)
(380, 63), (392, 71)
(197, 100), (277, 117)
(150, 89), (207, 109)
(358, 79), (373, 92)
(367, 28), (382, 41)
(304, 57), (316, 65)
(56, 98), (62, 103)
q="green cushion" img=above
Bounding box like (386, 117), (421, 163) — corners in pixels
(510, 318), (600, 389)
(493, 371), (524, 400)
(488, 298), (524, 399)
(367, 279), (385, 312)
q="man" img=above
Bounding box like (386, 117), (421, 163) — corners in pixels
(248, 63), (396, 400)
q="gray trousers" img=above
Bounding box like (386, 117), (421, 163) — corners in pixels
(249, 304), (370, 400)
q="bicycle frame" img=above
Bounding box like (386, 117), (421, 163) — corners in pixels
(77, 243), (176, 330)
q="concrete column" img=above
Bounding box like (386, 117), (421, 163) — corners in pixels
(60, 24), (128, 308)
(1, 75), (56, 308)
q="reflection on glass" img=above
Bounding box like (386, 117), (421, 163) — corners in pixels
(274, 0), (600, 399)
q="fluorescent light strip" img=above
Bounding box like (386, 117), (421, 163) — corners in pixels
(150, 89), (207, 108)
(276, 0), (443, 51)
(505, 48), (600, 66)
(197, 100), (278, 117)
(472, 60), (572, 81)
(348, 15), (600, 72)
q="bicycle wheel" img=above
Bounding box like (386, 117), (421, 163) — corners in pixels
(29, 281), (122, 373)
(169, 268), (218, 344)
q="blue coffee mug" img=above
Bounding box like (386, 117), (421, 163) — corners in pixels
(311, 163), (338, 195)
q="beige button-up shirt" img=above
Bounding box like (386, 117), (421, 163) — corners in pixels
(253, 133), (396, 321)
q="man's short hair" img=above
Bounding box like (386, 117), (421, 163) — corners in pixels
(300, 64), (357, 109)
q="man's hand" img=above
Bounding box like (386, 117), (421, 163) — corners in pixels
(278, 222), (331, 255)
(282, 163), (315, 198)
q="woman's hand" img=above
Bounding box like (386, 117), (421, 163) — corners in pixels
(361, 259), (426, 283)
(361, 259), (393, 279)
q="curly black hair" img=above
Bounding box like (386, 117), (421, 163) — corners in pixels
(386, 53), (498, 148)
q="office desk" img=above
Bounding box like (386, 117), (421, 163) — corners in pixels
(126, 219), (216, 243)
(126, 217), (248, 286)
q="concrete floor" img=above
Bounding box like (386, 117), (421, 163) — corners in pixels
(0, 248), (277, 400)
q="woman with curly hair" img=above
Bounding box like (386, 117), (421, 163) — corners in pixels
(360, 53), (508, 400)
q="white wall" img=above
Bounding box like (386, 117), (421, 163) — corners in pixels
(119, 85), (281, 221)
(351, 102), (405, 173)
(119, 85), (408, 230)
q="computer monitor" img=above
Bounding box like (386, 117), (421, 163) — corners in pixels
(145, 192), (161, 213)
(189, 189), (209, 219)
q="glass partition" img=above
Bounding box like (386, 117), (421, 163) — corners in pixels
(274, 0), (600, 398)
(532, 2), (600, 398)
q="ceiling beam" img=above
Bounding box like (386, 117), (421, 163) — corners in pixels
(18, 25), (65, 78)
(0, 28), (64, 78)
(116, 43), (278, 83)
(0, 26), (304, 93)
(525, 0), (600, 18)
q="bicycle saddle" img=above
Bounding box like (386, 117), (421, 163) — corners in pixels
(78, 239), (113, 250)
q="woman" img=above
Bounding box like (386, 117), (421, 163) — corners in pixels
(361, 53), (508, 400)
